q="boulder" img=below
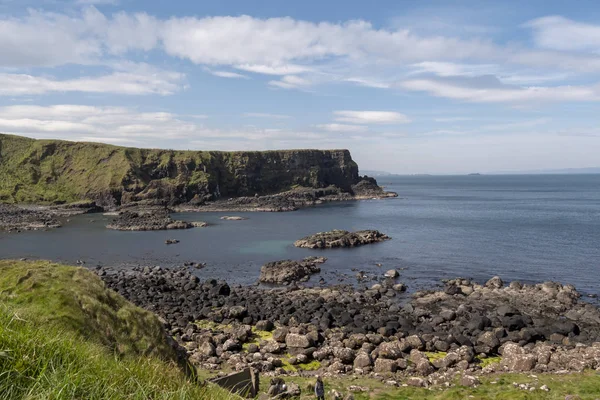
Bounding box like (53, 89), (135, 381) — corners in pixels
(272, 327), (289, 343)
(353, 352), (373, 368)
(259, 259), (322, 285)
(285, 333), (313, 349)
(378, 340), (409, 360)
(384, 269), (399, 278)
(460, 375), (480, 387)
(485, 276), (504, 289)
(374, 358), (397, 373)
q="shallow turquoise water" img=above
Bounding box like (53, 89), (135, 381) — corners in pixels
(1, 174), (599, 295)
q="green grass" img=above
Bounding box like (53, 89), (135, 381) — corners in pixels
(425, 352), (447, 362)
(0, 260), (237, 399)
(274, 372), (600, 400)
(477, 355), (503, 368)
(0, 133), (357, 204)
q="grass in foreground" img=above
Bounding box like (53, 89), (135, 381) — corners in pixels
(0, 260), (236, 399)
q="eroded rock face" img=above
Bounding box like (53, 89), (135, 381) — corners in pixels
(259, 258), (324, 285)
(294, 229), (390, 249)
(106, 209), (195, 231)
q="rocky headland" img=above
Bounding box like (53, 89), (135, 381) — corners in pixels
(95, 265), (600, 388)
(0, 134), (396, 211)
(294, 229), (391, 249)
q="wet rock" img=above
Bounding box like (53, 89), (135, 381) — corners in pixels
(485, 276), (504, 289)
(294, 229), (390, 249)
(107, 209), (193, 231)
(384, 269), (399, 278)
(259, 259), (322, 285)
(220, 216), (248, 221)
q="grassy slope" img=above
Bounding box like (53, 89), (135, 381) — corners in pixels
(0, 133), (358, 204)
(0, 260), (235, 399)
(0, 133), (211, 204)
(276, 373), (600, 400)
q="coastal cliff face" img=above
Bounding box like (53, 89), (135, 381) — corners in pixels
(0, 134), (361, 207)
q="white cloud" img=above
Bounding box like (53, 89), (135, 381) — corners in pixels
(344, 78), (391, 89)
(334, 111), (411, 124)
(76, 0), (119, 5)
(243, 113), (291, 119)
(0, 105), (339, 149)
(526, 16), (600, 52)
(4, 9), (600, 90)
(235, 64), (312, 75)
(410, 61), (498, 77)
(208, 70), (249, 79)
(268, 75), (312, 89)
(401, 78), (600, 103)
(0, 69), (184, 96)
(316, 123), (366, 132)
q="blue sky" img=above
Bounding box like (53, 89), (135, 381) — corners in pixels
(1, 0), (600, 174)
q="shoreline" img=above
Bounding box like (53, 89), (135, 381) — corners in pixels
(0, 186), (398, 232)
(94, 264), (600, 384)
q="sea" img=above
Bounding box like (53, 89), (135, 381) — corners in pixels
(1, 174), (599, 296)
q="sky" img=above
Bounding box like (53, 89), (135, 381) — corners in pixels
(1, 0), (600, 174)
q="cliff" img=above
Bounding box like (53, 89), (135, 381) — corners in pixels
(0, 134), (364, 207)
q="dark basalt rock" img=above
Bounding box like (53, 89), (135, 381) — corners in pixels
(294, 229), (390, 249)
(259, 258), (325, 285)
(94, 265), (600, 378)
(0, 202), (101, 232)
(106, 209), (194, 231)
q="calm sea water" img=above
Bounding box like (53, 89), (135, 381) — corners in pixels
(1, 175), (599, 295)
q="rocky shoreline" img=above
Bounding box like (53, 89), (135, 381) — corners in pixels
(175, 180), (398, 213)
(0, 178), (398, 233)
(95, 265), (600, 388)
(0, 202), (100, 232)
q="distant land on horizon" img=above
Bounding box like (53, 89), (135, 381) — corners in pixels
(362, 168), (600, 176)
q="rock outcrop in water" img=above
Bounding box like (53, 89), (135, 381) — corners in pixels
(0, 133), (395, 208)
(0, 201), (100, 232)
(259, 257), (327, 285)
(106, 209), (198, 231)
(294, 229), (390, 249)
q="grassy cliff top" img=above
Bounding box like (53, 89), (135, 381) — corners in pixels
(0, 260), (235, 399)
(0, 133), (351, 155)
(0, 133), (358, 205)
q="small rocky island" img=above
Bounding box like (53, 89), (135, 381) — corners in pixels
(106, 209), (206, 231)
(259, 257), (327, 285)
(294, 229), (390, 249)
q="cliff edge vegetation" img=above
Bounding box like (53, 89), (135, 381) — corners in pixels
(0, 260), (234, 399)
(0, 133), (362, 207)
